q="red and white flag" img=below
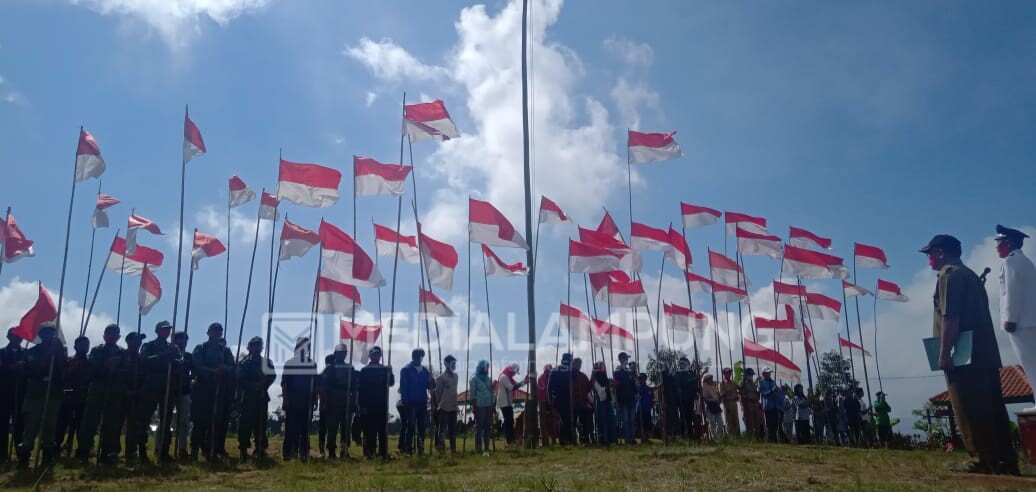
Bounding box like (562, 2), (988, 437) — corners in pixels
(773, 280), (807, 305)
(805, 325), (815, 356)
(630, 222), (671, 252)
(404, 99), (459, 141)
(482, 245), (528, 277)
(596, 211), (624, 242)
(319, 220), (384, 288)
(277, 158), (342, 208)
(278, 218), (319, 261)
(126, 213), (164, 255)
(373, 224), (420, 264)
(317, 276), (360, 316)
(593, 318), (635, 351)
(805, 291), (842, 321)
(876, 279), (909, 302)
(75, 129), (106, 181)
(855, 242), (889, 269)
(607, 278), (648, 308)
(419, 288), (455, 318)
(666, 226), (691, 270)
(664, 302), (708, 340)
(2, 213), (35, 263)
(560, 303), (594, 342)
(569, 240), (622, 273)
(708, 251), (743, 288)
(685, 271), (713, 293)
(259, 192), (279, 220)
(755, 305), (800, 342)
(538, 196), (570, 224)
(183, 109), (206, 163)
(420, 230), (458, 290)
(725, 211), (767, 236)
(627, 130), (683, 164)
(191, 231), (226, 270)
(228, 175), (256, 208)
(713, 282), (748, 304)
(469, 198), (529, 249)
(589, 270), (630, 301)
(578, 227), (641, 272)
(681, 202), (721, 229)
(782, 245), (848, 279)
(839, 336), (871, 357)
(91, 194), (120, 229)
(11, 283), (58, 343)
(736, 227), (783, 259)
(789, 226), (831, 250)
(743, 338), (801, 381)
(106, 236), (164, 275)
(842, 280), (872, 297)
(340, 319), (382, 363)
(138, 264), (162, 315)
(354, 156), (411, 197)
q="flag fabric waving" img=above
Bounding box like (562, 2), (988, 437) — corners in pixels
(607, 278), (648, 308)
(126, 213), (164, 255)
(317, 276), (361, 316)
(681, 202), (721, 229)
(420, 231), (459, 290)
(560, 304), (595, 342)
(782, 245), (849, 279)
(75, 129), (106, 181)
(91, 194), (120, 229)
(138, 264), (162, 315)
(589, 270), (630, 301)
(259, 192), (279, 220)
(593, 318), (636, 351)
(743, 338), (802, 381)
(469, 198), (529, 249)
(278, 218), (319, 261)
(354, 156), (411, 197)
(664, 302), (708, 340)
(183, 110), (206, 163)
(2, 213), (35, 263)
(319, 220), (384, 288)
(708, 251), (743, 288)
(713, 282), (748, 303)
(627, 130), (683, 164)
(630, 222), (671, 252)
(578, 227), (641, 272)
(373, 224), (420, 264)
(538, 196), (570, 224)
(340, 319), (382, 363)
(736, 227), (783, 259)
(482, 245), (529, 277)
(805, 291), (842, 321)
(11, 283), (58, 343)
(754, 305), (801, 342)
(228, 175), (256, 208)
(842, 280), (873, 297)
(773, 280), (807, 305)
(277, 159), (342, 208)
(596, 211), (624, 242)
(107, 236), (164, 275)
(191, 231), (226, 270)
(839, 336), (872, 357)
(568, 240), (623, 274)
(665, 226), (691, 270)
(855, 242), (889, 269)
(404, 99), (459, 141)
(876, 279), (909, 302)
(419, 288), (455, 318)
(725, 211), (767, 236)
(789, 226), (832, 250)
(685, 271), (713, 293)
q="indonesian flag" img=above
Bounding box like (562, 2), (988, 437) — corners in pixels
(191, 231), (226, 270)
(725, 211), (767, 236)
(373, 224), (420, 264)
(876, 279), (909, 302)
(664, 302), (708, 340)
(789, 226), (831, 250)
(138, 264), (162, 316)
(75, 129), (106, 181)
(420, 231), (458, 290)
(126, 214), (163, 255)
(482, 245), (528, 277)
(805, 291), (842, 321)
(736, 227), (783, 259)
(627, 130), (683, 164)
(2, 213), (35, 263)
(317, 276), (361, 316)
(666, 227), (691, 270)
(106, 236), (164, 275)
(259, 192), (279, 220)
(630, 222), (671, 252)
(805, 325), (815, 356)
(278, 218), (319, 261)
(593, 318), (635, 351)
(685, 271), (713, 293)
(755, 305), (800, 342)
(419, 288), (454, 318)
(782, 245), (848, 279)
(569, 240), (623, 273)
(773, 280), (807, 305)
(320, 220), (384, 287)
(560, 303), (594, 342)
(843, 280), (872, 297)
(596, 211), (624, 242)
(403, 99), (459, 141)
(469, 198), (529, 249)
(839, 336), (871, 357)
(589, 270), (630, 301)
(353, 156), (411, 197)
(681, 202), (721, 229)
(277, 158), (342, 208)
(743, 338), (801, 381)
(11, 283), (58, 343)
(228, 175), (256, 208)
(607, 278), (648, 308)
(91, 194), (120, 229)
(538, 196), (570, 224)
(855, 242), (889, 269)
(340, 319), (382, 364)
(708, 251), (742, 288)
(578, 227), (641, 272)
(713, 282), (748, 304)
(183, 109), (206, 164)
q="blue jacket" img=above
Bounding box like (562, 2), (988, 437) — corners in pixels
(399, 362), (431, 404)
(636, 383), (654, 415)
(759, 377), (781, 411)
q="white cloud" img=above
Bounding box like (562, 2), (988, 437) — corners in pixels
(0, 277), (116, 346)
(602, 36), (654, 69)
(195, 204), (272, 245)
(69, 0), (272, 49)
(610, 77), (659, 131)
(365, 91), (377, 107)
(343, 37), (448, 83)
(3, 91), (26, 105)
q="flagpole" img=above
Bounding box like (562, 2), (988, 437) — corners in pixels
(0, 207), (10, 283)
(116, 208), (134, 327)
(851, 258), (873, 417)
(840, 285), (858, 386)
(225, 190), (231, 333)
(83, 231), (119, 334)
(56, 127), (83, 337)
(235, 189), (264, 364)
(583, 274), (597, 366)
(172, 107), (189, 329)
(872, 287), (883, 393)
(462, 225), (472, 453)
(183, 229), (198, 340)
(261, 213), (282, 459)
(480, 249), (497, 452)
(521, 0), (540, 448)
(80, 182), (102, 334)
(795, 277), (815, 393)
(305, 239), (324, 458)
(737, 253), (760, 375)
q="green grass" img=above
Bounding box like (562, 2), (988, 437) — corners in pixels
(3, 437), (1035, 491)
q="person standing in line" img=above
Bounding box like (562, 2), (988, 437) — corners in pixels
(75, 324), (129, 464)
(611, 353), (637, 445)
(995, 225), (1036, 402)
(536, 363), (556, 447)
(718, 368), (740, 438)
(872, 391), (892, 448)
(701, 373), (724, 441)
(592, 361), (616, 446)
(469, 360), (494, 456)
(496, 363), (525, 446)
(357, 346), (393, 461)
(792, 384), (812, 445)
(191, 323), (234, 461)
(236, 336), (275, 460)
(321, 344), (359, 459)
(739, 368), (762, 440)
(399, 348), (433, 456)
(757, 368), (781, 443)
(55, 336), (91, 456)
(674, 357), (699, 440)
(281, 337), (317, 461)
(635, 373), (654, 443)
(434, 355), (459, 454)
(15, 323), (67, 469)
(0, 329), (27, 464)
(571, 357), (595, 446)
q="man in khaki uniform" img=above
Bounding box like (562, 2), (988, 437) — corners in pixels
(739, 368), (762, 440)
(718, 367), (740, 437)
(921, 234), (1018, 475)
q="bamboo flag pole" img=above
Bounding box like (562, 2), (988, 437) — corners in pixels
(851, 258), (873, 412)
(224, 188), (231, 333)
(872, 290), (884, 393)
(386, 93), (407, 372)
(480, 248), (499, 452)
(79, 181), (102, 334)
(182, 229), (199, 340)
(116, 208), (134, 327)
(462, 228), (472, 453)
(83, 231), (120, 334)
(795, 277), (815, 393)
(172, 107), (190, 328)
(0, 207), (10, 283)
(840, 284), (858, 385)
(234, 189), (265, 364)
(56, 127), (83, 338)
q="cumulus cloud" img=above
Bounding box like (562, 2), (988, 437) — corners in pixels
(344, 37), (448, 83)
(0, 277), (116, 346)
(602, 36), (654, 69)
(602, 36), (659, 129)
(195, 204), (273, 245)
(0, 72), (27, 105)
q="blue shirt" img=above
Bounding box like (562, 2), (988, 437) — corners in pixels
(399, 362), (431, 403)
(759, 378), (781, 411)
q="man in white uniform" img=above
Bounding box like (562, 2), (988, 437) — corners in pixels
(996, 224), (1036, 407)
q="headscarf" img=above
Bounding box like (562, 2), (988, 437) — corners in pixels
(500, 363), (520, 385)
(473, 360), (491, 388)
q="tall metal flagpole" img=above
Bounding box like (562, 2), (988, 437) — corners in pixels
(56, 127), (84, 338)
(235, 189), (264, 364)
(80, 181), (102, 334)
(520, 0), (540, 447)
(387, 92), (407, 370)
(172, 108), (190, 328)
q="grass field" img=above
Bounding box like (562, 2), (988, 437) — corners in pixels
(4, 437), (1036, 491)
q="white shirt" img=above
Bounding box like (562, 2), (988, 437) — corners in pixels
(1000, 249), (1036, 328)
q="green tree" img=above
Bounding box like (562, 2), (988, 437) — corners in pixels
(912, 401), (951, 444)
(646, 348), (711, 386)
(816, 350), (855, 397)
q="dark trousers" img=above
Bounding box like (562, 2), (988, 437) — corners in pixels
(362, 409), (389, 459)
(436, 410), (457, 452)
(55, 394), (85, 453)
(877, 424), (891, 447)
(556, 405), (574, 445)
(76, 386), (124, 459)
(473, 406), (492, 452)
(131, 386), (173, 459)
(238, 395), (268, 454)
(324, 405), (353, 454)
(17, 395), (62, 462)
(946, 366), (1018, 472)
(764, 408), (781, 443)
(678, 401), (696, 438)
(576, 408), (594, 445)
(638, 411), (652, 441)
(500, 406), (515, 444)
(0, 386), (24, 462)
(282, 400), (311, 460)
(318, 405), (329, 453)
(401, 402), (428, 454)
(795, 420), (812, 444)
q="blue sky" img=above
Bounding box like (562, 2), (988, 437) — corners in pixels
(2, 0), (1036, 429)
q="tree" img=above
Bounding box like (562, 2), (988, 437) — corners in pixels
(912, 401), (951, 444)
(816, 350), (855, 397)
(646, 348), (710, 386)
